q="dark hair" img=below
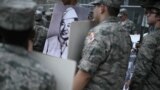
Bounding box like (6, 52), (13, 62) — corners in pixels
(0, 27), (34, 48)
(146, 7), (160, 16)
(107, 6), (120, 16)
(154, 8), (160, 16)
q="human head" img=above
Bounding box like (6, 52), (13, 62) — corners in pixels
(90, 0), (122, 23)
(142, 1), (160, 26)
(35, 10), (43, 21)
(45, 11), (52, 21)
(0, 0), (36, 48)
(59, 7), (78, 43)
(118, 8), (128, 21)
(60, 18), (78, 41)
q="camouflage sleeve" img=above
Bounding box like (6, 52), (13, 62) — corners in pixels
(129, 35), (157, 90)
(33, 26), (47, 50)
(78, 32), (108, 75)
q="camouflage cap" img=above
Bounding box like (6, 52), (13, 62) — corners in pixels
(0, 0), (36, 31)
(118, 8), (128, 17)
(45, 11), (52, 16)
(90, 0), (123, 8)
(35, 10), (42, 21)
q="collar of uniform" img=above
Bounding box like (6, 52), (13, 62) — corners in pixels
(0, 43), (28, 56)
(121, 19), (129, 25)
(101, 16), (119, 24)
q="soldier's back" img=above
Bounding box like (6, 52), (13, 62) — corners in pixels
(0, 44), (56, 90)
(82, 17), (132, 90)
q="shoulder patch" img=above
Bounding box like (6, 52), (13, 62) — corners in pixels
(87, 32), (95, 44)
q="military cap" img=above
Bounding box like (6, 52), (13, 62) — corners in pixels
(141, 1), (160, 13)
(90, 0), (123, 8)
(0, 0), (36, 31)
(152, 1), (160, 10)
(45, 11), (52, 16)
(118, 8), (128, 17)
(35, 10), (42, 21)
(140, 0), (159, 9)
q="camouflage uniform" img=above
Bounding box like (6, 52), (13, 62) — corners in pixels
(0, 0), (56, 89)
(129, 29), (160, 90)
(33, 11), (48, 52)
(129, 2), (160, 90)
(33, 22), (48, 52)
(120, 19), (135, 34)
(118, 8), (136, 34)
(0, 44), (56, 90)
(78, 16), (132, 90)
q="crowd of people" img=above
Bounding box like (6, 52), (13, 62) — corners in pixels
(0, 0), (160, 90)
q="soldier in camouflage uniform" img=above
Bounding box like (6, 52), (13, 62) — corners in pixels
(73, 0), (132, 90)
(118, 8), (136, 34)
(129, 1), (160, 90)
(43, 11), (52, 28)
(33, 12), (48, 52)
(0, 0), (56, 90)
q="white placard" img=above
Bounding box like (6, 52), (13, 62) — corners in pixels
(31, 52), (76, 90)
(68, 20), (96, 62)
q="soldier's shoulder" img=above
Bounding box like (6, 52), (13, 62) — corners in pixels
(104, 21), (122, 31)
(89, 24), (102, 33)
(149, 30), (160, 38)
(90, 23), (109, 35)
(101, 21), (120, 29)
(0, 51), (56, 89)
(143, 32), (159, 45)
